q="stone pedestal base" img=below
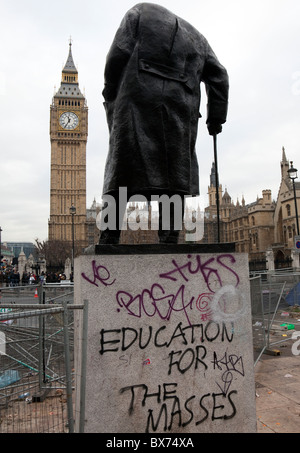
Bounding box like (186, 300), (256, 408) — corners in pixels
(74, 244), (256, 433)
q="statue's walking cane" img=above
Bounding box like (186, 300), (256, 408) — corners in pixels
(213, 134), (220, 243)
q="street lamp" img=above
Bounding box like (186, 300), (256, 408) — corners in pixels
(288, 161), (300, 236)
(70, 205), (76, 273)
(33, 261), (40, 278)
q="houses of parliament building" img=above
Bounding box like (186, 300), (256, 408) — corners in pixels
(48, 42), (300, 272)
(204, 147), (300, 271)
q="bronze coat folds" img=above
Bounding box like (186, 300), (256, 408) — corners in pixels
(102, 2), (229, 198)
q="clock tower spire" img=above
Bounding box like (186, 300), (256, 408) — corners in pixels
(62, 38), (78, 83)
(48, 40), (88, 251)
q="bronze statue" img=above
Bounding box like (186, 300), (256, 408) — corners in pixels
(99, 2), (229, 244)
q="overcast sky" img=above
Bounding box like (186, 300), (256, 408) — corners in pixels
(1, 0), (300, 244)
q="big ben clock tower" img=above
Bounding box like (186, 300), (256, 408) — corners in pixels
(48, 40), (88, 250)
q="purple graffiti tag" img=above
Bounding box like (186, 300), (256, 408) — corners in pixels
(159, 255), (221, 291)
(165, 285), (195, 325)
(116, 283), (195, 325)
(159, 254), (239, 292)
(216, 255), (240, 287)
(195, 293), (213, 322)
(81, 260), (116, 287)
(116, 291), (142, 317)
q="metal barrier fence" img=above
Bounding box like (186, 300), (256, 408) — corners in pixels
(0, 284), (83, 433)
(250, 270), (300, 365)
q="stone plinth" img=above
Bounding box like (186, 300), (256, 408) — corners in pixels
(74, 244), (256, 433)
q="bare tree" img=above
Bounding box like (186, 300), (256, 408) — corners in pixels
(35, 239), (72, 272)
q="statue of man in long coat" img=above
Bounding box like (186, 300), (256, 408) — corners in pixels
(99, 2), (229, 244)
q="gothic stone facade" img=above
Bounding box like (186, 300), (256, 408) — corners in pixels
(204, 148), (300, 270)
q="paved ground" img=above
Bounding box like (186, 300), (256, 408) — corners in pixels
(255, 313), (300, 433)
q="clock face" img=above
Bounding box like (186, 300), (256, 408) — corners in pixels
(59, 112), (79, 130)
